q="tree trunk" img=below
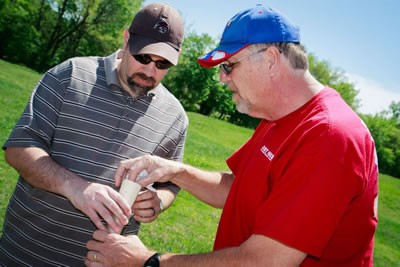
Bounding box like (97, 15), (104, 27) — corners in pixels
(36, 0), (47, 30)
(47, 0), (69, 49)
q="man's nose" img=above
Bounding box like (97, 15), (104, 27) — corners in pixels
(141, 62), (157, 77)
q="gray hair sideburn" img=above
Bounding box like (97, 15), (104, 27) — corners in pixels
(250, 42), (308, 70)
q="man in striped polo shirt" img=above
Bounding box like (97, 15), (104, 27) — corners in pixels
(0, 2), (187, 266)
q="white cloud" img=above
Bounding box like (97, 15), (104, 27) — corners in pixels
(345, 73), (400, 115)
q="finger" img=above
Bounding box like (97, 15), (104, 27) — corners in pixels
(135, 161), (174, 187)
(134, 171), (160, 188)
(104, 189), (131, 223)
(133, 212), (157, 223)
(93, 201), (123, 232)
(94, 188), (130, 229)
(115, 157), (147, 186)
(133, 206), (158, 218)
(114, 159), (134, 187)
(92, 229), (109, 242)
(86, 240), (101, 252)
(109, 188), (131, 216)
(87, 250), (103, 263)
(134, 190), (156, 202)
(127, 161), (151, 183)
(84, 258), (103, 267)
(83, 257), (95, 267)
(132, 194), (158, 210)
(86, 208), (107, 231)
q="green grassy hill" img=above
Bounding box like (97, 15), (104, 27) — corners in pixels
(0, 59), (399, 266)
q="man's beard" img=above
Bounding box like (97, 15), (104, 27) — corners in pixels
(127, 73), (156, 96)
(234, 96), (250, 114)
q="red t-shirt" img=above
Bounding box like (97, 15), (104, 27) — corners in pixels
(214, 88), (378, 266)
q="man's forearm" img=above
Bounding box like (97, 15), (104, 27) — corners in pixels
(5, 146), (84, 198)
(160, 248), (241, 267)
(157, 234), (306, 267)
(171, 164), (234, 208)
(156, 188), (176, 211)
(116, 155), (235, 208)
(5, 146), (133, 232)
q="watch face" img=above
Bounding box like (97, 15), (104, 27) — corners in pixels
(144, 258), (156, 267)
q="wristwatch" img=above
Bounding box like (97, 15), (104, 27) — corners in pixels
(143, 253), (161, 267)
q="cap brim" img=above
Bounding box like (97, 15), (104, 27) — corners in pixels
(197, 43), (249, 68)
(129, 35), (179, 65)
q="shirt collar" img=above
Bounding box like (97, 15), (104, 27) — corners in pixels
(104, 50), (121, 87)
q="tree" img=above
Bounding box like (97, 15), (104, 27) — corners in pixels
(309, 53), (360, 111)
(361, 112), (400, 178)
(0, 0), (143, 71)
(163, 33), (227, 114)
(389, 101), (400, 128)
(0, 0), (42, 65)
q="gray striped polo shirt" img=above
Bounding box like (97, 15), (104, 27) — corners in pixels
(0, 51), (188, 266)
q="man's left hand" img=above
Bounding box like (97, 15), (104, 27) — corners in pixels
(85, 230), (152, 266)
(132, 189), (162, 223)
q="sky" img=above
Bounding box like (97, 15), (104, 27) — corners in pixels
(144, 0), (400, 115)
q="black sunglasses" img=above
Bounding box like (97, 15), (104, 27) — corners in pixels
(132, 54), (173, 70)
(219, 48), (268, 75)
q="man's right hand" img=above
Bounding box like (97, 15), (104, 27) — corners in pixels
(65, 180), (132, 233)
(113, 155), (234, 209)
(114, 155), (183, 188)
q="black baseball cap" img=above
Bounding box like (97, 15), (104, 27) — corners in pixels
(128, 3), (184, 65)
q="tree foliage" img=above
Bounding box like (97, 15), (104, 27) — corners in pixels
(361, 107), (400, 178)
(0, 0), (143, 71)
(389, 101), (400, 128)
(308, 53), (360, 111)
(163, 33), (220, 113)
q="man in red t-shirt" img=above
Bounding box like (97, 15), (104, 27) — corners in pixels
(85, 5), (378, 267)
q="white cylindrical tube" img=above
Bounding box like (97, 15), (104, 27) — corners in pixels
(119, 179), (142, 207)
(107, 179), (141, 234)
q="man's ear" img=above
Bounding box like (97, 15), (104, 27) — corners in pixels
(266, 46), (281, 76)
(117, 30), (130, 59)
(122, 29), (130, 50)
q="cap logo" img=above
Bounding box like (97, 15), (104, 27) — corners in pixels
(211, 51), (226, 61)
(154, 18), (169, 34)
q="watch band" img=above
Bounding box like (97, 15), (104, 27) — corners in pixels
(143, 252), (161, 267)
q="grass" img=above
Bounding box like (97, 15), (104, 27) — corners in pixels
(373, 173), (400, 266)
(0, 59), (399, 265)
(0, 60), (43, 221)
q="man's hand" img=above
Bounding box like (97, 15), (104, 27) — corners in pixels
(114, 155), (183, 188)
(85, 230), (152, 266)
(132, 189), (162, 223)
(66, 181), (131, 233)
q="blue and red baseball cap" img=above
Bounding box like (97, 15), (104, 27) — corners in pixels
(198, 5), (300, 68)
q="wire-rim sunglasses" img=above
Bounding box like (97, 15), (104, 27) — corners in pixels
(219, 48), (268, 75)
